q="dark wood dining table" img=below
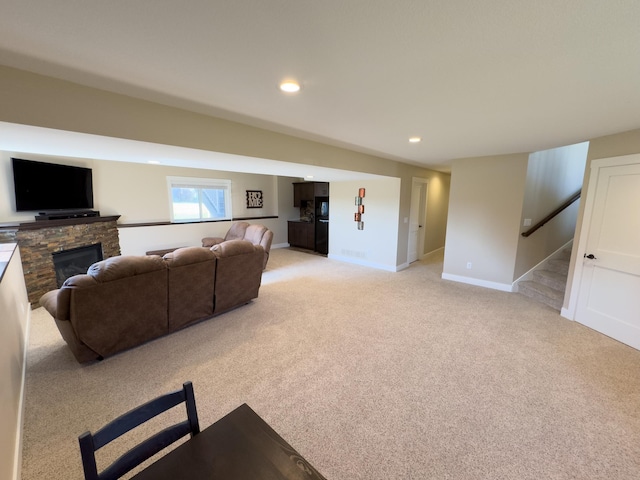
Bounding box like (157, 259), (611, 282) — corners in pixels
(130, 403), (327, 479)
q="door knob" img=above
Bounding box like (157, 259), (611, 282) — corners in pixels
(584, 253), (597, 259)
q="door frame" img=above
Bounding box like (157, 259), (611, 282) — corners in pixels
(408, 177), (429, 263)
(563, 153), (640, 320)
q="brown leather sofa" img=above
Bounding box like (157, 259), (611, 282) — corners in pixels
(39, 240), (264, 363)
(202, 222), (273, 269)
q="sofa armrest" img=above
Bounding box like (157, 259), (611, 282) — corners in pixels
(211, 239), (260, 257)
(40, 289), (62, 320)
(40, 274), (98, 321)
(163, 246), (216, 267)
(202, 236), (225, 247)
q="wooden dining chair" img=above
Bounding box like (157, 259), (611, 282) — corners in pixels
(79, 381), (200, 480)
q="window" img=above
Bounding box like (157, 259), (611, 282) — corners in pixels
(168, 177), (232, 222)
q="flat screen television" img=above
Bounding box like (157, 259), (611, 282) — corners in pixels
(12, 157), (94, 212)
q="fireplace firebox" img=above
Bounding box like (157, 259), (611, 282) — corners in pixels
(52, 243), (104, 287)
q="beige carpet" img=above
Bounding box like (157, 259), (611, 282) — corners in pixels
(21, 248), (640, 479)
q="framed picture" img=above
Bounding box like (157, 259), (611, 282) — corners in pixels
(246, 190), (263, 208)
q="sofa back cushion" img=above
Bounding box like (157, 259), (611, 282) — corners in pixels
(163, 247), (217, 331)
(243, 224), (267, 245)
(224, 221), (249, 241)
(211, 240), (264, 315)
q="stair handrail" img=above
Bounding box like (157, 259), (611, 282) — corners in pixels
(521, 189), (581, 237)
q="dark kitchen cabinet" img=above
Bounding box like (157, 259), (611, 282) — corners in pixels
(293, 182), (314, 207)
(288, 221), (315, 250)
(314, 182), (329, 196)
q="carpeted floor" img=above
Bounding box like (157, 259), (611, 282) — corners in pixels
(20, 248), (640, 479)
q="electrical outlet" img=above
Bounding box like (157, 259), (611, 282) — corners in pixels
(466, 262), (472, 269)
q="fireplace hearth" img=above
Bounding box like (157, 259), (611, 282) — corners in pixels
(52, 243), (103, 287)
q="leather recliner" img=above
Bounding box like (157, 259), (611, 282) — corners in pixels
(202, 222), (273, 269)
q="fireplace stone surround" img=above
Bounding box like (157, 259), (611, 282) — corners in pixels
(0, 216), (120, 307)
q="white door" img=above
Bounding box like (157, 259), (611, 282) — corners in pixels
(575, 159), (640, 350)
(408, 179), (427, 263)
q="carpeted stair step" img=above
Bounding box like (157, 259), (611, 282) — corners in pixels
(547, 258), (570, 275)
(518, 280), (564, 310)
(532, 269), (567, 291)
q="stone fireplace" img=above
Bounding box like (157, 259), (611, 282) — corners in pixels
(0, 216), (120, 307)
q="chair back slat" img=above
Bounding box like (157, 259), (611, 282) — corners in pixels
(99, 421), (193, 480)
(79, 381), (199, 480)
(92, 390), (186, 449)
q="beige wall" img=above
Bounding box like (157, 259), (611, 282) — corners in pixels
(443, 153), (529, 288)
(0, 245), (29, 480)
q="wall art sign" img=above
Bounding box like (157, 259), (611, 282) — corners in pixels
(246, 190), (263, 208)
(354, 188), (365, 230)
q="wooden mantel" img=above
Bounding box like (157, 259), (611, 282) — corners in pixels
(0, 215), (121, 231)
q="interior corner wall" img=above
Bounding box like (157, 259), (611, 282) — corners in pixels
(513, 141), (589, 279)
(442, 153), (528, 289)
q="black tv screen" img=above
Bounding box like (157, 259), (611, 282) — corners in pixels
(12, 157), (94, 212)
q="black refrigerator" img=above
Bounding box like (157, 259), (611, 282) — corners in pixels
(315, 197), (329, 255)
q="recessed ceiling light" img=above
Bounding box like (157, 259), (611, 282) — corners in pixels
(147, 160), (160, 164)
(306, 175), (314, 179)
(409, 137), (422, 143)
(280, 81), (301, 93)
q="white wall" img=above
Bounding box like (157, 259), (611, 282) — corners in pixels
(443, 153), (529, 290)
(329, 178), (401, 271)
(0, 245), (30, 480)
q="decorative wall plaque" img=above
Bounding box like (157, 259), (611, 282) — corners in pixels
(246, 190), (263, 208)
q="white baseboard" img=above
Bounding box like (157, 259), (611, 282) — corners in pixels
(441, 273), (515, 292)
(560, 307), (574, 320)
(271, 242), (290, 249)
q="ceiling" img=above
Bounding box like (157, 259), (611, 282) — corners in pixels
(1, 0), (639, 173)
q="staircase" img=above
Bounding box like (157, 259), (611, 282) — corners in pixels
(517, 249), (571, 310)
